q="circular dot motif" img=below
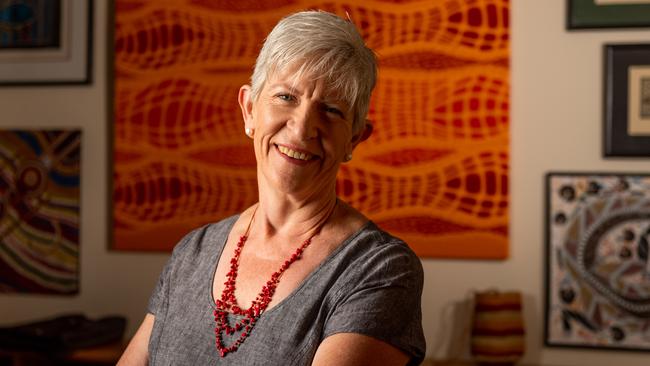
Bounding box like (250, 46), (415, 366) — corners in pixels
(16, 163), (46, 196)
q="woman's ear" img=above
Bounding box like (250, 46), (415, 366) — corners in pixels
(350, 120), (373, 149)
(343, 121), (373, 162)
(238, 85), (254, 133)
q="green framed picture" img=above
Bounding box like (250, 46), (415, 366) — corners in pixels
(568, 0), (650, 29)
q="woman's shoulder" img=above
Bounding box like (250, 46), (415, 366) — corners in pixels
(358, 221), (421, 259)
(335, 201), (417, 254)
(332, 221), (423, 285)
(168, 214), (240, 258)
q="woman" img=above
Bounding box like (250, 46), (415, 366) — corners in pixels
(119, 10), (425, 365)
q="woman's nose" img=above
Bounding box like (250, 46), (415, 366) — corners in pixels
(290, 104), (319, 139)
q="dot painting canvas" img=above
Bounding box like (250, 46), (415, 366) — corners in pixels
(112, 0), (510, 258)
(0, 130), (81, 295)
(545, 173), (650, 351)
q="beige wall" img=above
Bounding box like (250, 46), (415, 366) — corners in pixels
(1, 1), (650, 364)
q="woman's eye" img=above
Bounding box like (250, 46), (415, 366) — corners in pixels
(277, 94), (293, 101)
(324, 106), (344, 119)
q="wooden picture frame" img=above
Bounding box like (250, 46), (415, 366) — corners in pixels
(567, 0), (650, 29)
(604, 44), (650, 157)
(545, 172), (650, 351)
(0, 0), (93, 86)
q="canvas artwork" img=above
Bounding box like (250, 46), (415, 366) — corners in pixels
(545, 173), (650, 351)
(113, 0), (510, 258)
(0, 0), (61, 48)
(0, 130), (81, 295)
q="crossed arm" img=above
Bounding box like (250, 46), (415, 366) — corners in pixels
(117, 314), (409, 366)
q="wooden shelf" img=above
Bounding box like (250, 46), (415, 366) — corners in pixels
(423, 360), (541, 366)
(0, 340), (126, 366)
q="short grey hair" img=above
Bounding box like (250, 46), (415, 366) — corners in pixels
(250, 10), (377, 133)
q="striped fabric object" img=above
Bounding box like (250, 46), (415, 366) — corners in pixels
(471, 291), (525, 364)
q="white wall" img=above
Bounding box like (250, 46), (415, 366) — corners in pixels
(1, 1), (649, 365)
(0, 0), (170, 336)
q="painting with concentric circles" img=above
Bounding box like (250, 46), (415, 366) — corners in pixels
(112, 0), (510, 258)
(545, 173), (650, 351)
(0, 130), (81, 295)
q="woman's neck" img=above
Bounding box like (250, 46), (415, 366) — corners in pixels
(253, 186), (338, 240)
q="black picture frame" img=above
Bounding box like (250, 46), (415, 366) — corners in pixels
(544, 172), (650, 351)
(0, 0), (93, 86)
(567, 0), (650, 30)
(603, 44), (650, 157)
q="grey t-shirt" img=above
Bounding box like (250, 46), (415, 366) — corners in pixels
(147, 215), (426, 365)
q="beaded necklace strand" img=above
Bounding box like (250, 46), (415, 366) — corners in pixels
(213, 203), (334, 356)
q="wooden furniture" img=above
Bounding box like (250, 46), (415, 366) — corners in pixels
(423, 360), (544, 366)
(62, 340), (126, 364)
(0, 340), (126, 366)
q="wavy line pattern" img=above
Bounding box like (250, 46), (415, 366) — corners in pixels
(0, 130), (80, 294)
(113, 0), (510, 258)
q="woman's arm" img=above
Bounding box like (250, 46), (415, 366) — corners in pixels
(312, 333), (409, 366)
(117, 313), (155, 366)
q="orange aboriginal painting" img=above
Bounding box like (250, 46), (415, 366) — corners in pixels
(112, 0), (510, 259)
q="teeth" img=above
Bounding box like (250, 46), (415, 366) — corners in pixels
(278, 145), (312, 161)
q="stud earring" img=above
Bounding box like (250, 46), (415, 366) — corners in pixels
(245, 128), (253, 137)
(344, 153), (352, 162)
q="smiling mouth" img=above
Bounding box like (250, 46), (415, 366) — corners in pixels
(276, 145), (315, 161)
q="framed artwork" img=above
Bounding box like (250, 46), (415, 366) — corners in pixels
(567, 0), (650, 29)
(545, 172), (650, 351)
(0, 0), (93, 85)
(112, 0), (510, 259)
(604, 44), (650, 157)
(0, 130), (81, 295)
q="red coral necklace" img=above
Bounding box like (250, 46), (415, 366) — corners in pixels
(213, 204), (330, 356)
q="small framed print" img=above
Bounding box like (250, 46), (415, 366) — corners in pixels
(604, 44), (650, 157)
(0, 0), (93, 85)
(568, 0), (650, 29)
(545, 172), (650, 351)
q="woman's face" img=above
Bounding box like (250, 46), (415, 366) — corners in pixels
(239, 67), (367, 198)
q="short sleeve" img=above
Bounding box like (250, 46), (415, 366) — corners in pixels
(323, 241), (426, 365)
(146, 229), (200, 316)
(147, 255), (172, 316)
